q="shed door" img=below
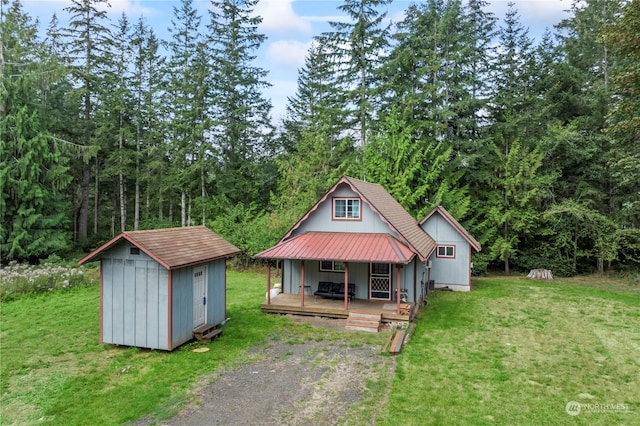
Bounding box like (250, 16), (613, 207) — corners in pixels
(193, 266), (207, 327)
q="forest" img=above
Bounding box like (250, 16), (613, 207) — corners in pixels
(1, 0), (639, 276)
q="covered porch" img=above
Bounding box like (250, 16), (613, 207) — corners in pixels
(260, 293), (416, 322)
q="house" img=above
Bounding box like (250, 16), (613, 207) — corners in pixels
(78, 226), (240, 351)
(420, 206), (482, 292)
(255, 176), (480, 321)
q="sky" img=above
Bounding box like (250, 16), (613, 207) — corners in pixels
(20, 0), (571, 123)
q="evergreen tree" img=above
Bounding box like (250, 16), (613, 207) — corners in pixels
(62, 0), (112, 243)
(326, 0), (391, 150)
(1, 0), (73, 260)
(206, 0), (274, 212)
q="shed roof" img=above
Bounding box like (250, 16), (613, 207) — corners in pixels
(78, 226), (240, 270)
(280, 176), (435, 262)
(255, 232), (416, 264)
(420, 206), (482, 252)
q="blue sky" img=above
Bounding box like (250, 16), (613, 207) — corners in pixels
(21, 0), (570, 122)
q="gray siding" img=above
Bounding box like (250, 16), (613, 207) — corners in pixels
(206, 259), (227, 326)
(171, 267), (193, 349)
(101, 241), (169, 350)
(422, 214), (471, 288)
(293, 187), (398, 238)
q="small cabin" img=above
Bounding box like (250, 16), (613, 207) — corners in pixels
(78, 226), (240, 351)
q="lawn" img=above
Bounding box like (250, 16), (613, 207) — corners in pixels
(1, 268), (638, 425)
(375, 276), (640, 425)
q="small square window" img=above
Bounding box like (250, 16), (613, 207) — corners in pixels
(333, 198), (361, 220)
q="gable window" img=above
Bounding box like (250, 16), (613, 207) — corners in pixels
(333, 198), (361, 220)
(436, 245), (455, 258)
(320, 260), (345, 272)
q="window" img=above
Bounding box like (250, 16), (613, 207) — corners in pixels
(320, 261), (345, 272)
(436, 245), (455, 258)
(130, 247), (140, 255)
(333, 198), (361, 220)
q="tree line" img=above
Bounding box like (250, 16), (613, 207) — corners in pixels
(2, 0), (639, 275)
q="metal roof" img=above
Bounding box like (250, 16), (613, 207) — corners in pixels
(255, 232), (416, 264)
(78, 226), (241, 270)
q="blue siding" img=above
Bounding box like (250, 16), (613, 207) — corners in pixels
(293, 186), (398, 238)
(422, 214), (471, 289)
(101, 241), (169, 350)
(207, 259), (227, 326)
(171, 268), (193, 349)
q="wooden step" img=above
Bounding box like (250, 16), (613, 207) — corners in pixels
(193, 323), (223, 343)
(345, 312), (381, 333)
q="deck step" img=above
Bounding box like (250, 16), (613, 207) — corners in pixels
(193, 323), (223, 343)
(345, 312), (381, 333)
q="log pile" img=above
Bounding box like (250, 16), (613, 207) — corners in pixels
(527, 269), (553, 280)
(398, 303), (412, 315)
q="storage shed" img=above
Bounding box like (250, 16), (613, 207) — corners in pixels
(78, 226), (240, 351)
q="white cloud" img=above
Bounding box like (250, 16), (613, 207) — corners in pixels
(266, 39), (312, 67)
(255, 0), (312, 35)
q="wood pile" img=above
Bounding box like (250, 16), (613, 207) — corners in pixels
(398, 303), (412, 315)
(527, 269), (554, 280)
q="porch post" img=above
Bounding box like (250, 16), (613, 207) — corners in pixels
(300, 260), (305, 307)
(396, 265), (402, 314)
(267, 262), (271, 305)
(343, 262), (349, 310)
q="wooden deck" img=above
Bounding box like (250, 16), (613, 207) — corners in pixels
(260, 293), (416, 322)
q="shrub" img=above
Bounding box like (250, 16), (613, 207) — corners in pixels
(0, 261), (97, 302)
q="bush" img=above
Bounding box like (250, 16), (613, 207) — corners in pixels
(513, 249), (576, 277)
(0, 261), (97, 302)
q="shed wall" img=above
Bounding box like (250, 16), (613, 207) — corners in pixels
(422, 214), (471, 289)
(101, 242), (169, 350)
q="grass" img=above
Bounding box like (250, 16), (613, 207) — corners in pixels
(1, 267), (639, 425)
(373, 275), (640, 425)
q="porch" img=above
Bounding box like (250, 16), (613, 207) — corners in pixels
(260, 293), (416, 323)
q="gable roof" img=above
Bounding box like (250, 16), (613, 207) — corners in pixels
(278, 176), (435, 262)
(420, 206), (481, 252)
(78, 226), (240, 270)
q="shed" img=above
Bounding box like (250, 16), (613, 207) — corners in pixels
(78, 226), (240, 351)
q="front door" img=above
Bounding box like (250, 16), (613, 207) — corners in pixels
(370, 263), (391, 300)
(193, 266), (207, 327)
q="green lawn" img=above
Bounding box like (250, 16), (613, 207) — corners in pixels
(1, 270), (638, 425)
(374, 276), (640, 425)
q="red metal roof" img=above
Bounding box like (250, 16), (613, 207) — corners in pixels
(255, 232), (416, 264)
(78, 226), (240, 270)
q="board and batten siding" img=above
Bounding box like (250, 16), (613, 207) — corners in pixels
(101, 242), (170, 350)
(206, 259), (227, 326)
(421, 214), (472, 290)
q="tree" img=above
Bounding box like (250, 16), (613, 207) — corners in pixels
(326, 0), (391, 150)
(62, 0), (112, 243)
(1, 0), (73, 260)
(206, 0), (274, 212)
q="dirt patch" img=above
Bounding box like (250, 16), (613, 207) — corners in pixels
(138, 317), (393, 425)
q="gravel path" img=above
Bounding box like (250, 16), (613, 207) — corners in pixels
(137, 317), (394, 425)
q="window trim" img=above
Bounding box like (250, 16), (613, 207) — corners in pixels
(436, 245), (456, 258)
(332, 197), (362, 221)
(319, 260), (345, 272)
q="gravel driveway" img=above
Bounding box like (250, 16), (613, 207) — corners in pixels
(137, 316), (395, 425)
